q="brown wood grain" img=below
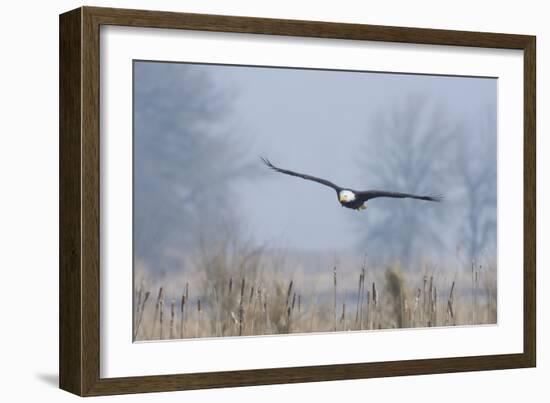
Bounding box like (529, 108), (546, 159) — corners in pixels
(59, 6), (536, 396)
(523, 38), (536, 367)
(59, 7), (82, 395)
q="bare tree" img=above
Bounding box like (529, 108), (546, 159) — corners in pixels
(133, 62), (256, 272)
(455, 107), (497, 261)
(354, 94), (459, 266)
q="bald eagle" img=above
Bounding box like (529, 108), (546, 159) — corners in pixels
(261, 157), (442, 211)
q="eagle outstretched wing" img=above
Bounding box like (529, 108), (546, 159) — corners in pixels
(261, 158), (341, 192)
(356, 190), (443, 202)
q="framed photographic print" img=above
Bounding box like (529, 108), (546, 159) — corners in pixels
(59, 6), (536, 396)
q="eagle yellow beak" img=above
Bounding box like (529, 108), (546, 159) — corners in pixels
(339, 195), (346, 202)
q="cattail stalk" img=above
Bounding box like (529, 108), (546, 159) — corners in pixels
(159, 298), (164, 340)
(180, 294), (186, 339)
(169, 300), (175, 339)
(238, 304), (244, 336)
(211, 285), (220, 337)
(341, 302), (346, 330)
(420, 275), (428, 325)
(333, 267), (337, 331)
(447, 280), (456, 325)
(412, 288), (421, 327)
(134, 291), (150, 339)
(355, 272), (362, 326)
(433, 286), (438, 326)
(427, 276), (433, 326)
(288, 292), (296, 333)
(240, 278), (245, 304)
(285, 280), (293, 309)
(264, 293), (271, 334)
(372, 282), (378, 328)
(196, 298), (201, 337)
(471, 261), (475, 325)
(249, 285), (255, 307)
(151, 287), (164, 339)
(250, 287), (260, 335)
(365, 290), (370, 330)
(135, 283), (143, 328)
(184, 282), (189, 334)
(474, 266), (479, 324)
(360, 266), (366, 329)
(227, 277), (233, 335)
(238, 278), (245, 336)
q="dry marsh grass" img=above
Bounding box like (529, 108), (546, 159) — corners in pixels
(134, 245), (496, 341)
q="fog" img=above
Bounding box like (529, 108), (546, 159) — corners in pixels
(133, 61), (496, 273)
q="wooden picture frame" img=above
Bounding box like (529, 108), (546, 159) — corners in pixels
(59, 6), (536, 396)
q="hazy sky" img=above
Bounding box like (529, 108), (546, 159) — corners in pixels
(134, 61), (496, 260)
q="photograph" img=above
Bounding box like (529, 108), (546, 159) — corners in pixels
(54, 3), (537, 397)
(132, 60), (498, 341)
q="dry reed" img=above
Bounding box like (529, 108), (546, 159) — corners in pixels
(134, 259), (496, 341)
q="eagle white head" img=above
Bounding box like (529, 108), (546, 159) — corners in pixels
(339, 190), (356, 203)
